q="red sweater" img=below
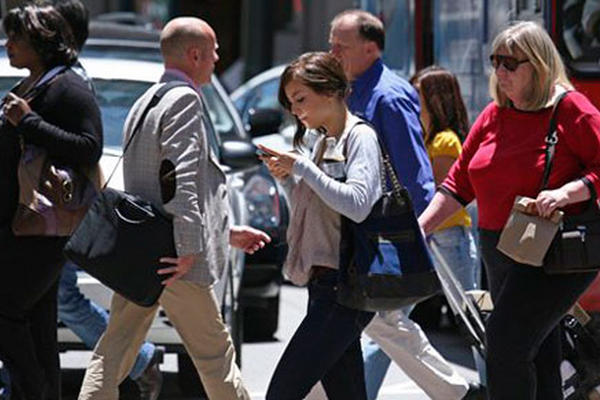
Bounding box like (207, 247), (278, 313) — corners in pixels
(443, 92), (600, 230)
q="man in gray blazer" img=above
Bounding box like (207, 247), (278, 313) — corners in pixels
(78, 17), (269, 400)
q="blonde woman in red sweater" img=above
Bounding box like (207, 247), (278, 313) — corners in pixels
(419, 21), (600, 399)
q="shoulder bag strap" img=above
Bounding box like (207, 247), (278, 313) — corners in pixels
(102, 81), (190, 189)
(365, 121), (407, 200)
(344, 119), (406, 201)
(540, 91), (571, 192)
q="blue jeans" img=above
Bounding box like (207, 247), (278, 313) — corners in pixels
(431, 225), (480, 290)
(266, 269), (374, 400)
(57, 261), (155, 380)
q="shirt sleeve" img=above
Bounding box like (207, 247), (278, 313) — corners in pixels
(292, 125), (382, 223)
(564, 111), (600, 198)
(159, 90), (205, 256)
(429, 130), (462, 160)
(371, 94), (434, 215)
(16, 81), (103, 166)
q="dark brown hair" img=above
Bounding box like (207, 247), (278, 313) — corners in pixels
(410, 66), (469, 144)
(278, 52), (349, 147)
(54, 0), (89, 52)
(3, 4), (77, 68)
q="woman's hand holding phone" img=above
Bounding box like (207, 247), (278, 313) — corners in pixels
(258, 144), (298, 180)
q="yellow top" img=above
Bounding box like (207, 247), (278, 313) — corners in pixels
(426, 129), (471, 231)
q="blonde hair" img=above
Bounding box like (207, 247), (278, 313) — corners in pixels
(489, 21), (573, 110)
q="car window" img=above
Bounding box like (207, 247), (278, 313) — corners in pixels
(238, 78), (281, 123)
(201, 84), (239, 142)
(93, 79), (152, 150)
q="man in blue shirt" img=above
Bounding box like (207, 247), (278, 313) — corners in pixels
(329, 9), (473, 400)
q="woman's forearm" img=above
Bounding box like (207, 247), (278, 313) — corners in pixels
(418, 191), (463, 235)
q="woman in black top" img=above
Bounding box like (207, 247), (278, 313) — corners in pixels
(0, 5), (102, 399)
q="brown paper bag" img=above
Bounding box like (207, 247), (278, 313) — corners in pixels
(497, 196), (564, 266)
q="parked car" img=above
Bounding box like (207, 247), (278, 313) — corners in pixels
(230, 65), (295, 152)
(0, 39), (288, 394)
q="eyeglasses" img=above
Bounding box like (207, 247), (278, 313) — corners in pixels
(489, 54), (529, 72)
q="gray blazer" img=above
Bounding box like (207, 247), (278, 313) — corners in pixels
(122, 76), (229, 285)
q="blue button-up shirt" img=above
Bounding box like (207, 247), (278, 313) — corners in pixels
(347, 59), (435, 215)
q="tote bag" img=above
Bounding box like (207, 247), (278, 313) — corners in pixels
(64, 82), (188, 307)
(336, 127), (441, 311)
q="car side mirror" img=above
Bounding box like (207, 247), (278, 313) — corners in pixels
(247, 108), (283, 138)
(220, 140), (260, 170)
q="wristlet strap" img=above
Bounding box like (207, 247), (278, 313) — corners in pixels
(540, 91), (571, 191)
(102, 81), (190, 189)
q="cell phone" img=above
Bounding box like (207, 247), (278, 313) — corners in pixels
(256, 148), (275, 157)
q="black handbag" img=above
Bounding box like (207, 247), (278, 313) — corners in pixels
(64, 81), (188, 307)
(540, 92), (600, 274)
(336, 126), (441, 311)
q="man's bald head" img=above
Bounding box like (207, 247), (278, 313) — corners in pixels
(160, 17), (213, 62)
(160, 17), (219, 86)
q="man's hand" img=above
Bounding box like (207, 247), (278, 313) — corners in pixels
(3, 92), (31, 126)
(157, 254), (196, 286)
(230, 225), (271, 254)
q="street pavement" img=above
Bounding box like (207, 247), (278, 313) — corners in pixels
(59, 284), (480, 399)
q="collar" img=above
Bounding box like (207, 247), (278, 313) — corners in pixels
(160, 68), (200, 94)
(37, 65), (68, 88)
(351, 58), (384, 97)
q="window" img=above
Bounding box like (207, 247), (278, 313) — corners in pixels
(239, 78), (281, 123)
(201, 83), (238, 142)
(93, 79), (152, 150)
(558, 0), (600, 77)
(360, 0), (416, 76)
(432, 0), (489, 122)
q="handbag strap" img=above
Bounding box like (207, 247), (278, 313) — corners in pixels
(102, 81), (191, 189)
(336, 119), (406, 202)
(347, 120), (407, 200)
(540, 91), (571, 191)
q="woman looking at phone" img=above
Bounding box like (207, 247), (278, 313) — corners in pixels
(260, 51), (381, 400)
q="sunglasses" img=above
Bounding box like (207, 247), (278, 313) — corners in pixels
(489, 54), (529, 72)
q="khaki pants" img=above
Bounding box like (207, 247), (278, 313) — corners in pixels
(78, 280), (249, 400)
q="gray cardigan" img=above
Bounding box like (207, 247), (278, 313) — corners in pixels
(283, 113), (382, 285)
